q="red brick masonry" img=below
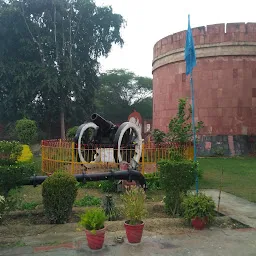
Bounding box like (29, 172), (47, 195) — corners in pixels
(153, 23), (256, 136)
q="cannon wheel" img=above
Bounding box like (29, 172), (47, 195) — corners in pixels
(114, 122), (142, 169)
(77, 122), (99, 166)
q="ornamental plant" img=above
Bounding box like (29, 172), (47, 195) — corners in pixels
(0, 140), (35, 196)
(15, 118), (37, 145)
(0, 140), (23, 165)
(79, 208), (106, 233)
(0, 162), (35, 196)
(144, 172), (161, 191)
(168, 98), (204, 143)
(42, 171), (78, 224)
(121, 186), (147, 225)
(66, 126), (78, 139)
(158, 160), (197, 216)
(17, 145), (33, 162)
(181, 193), (216, 224)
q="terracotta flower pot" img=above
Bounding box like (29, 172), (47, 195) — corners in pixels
(85, 227), (106, 250)
(124, 221), (144, 243)
(191, 216), (208, 230)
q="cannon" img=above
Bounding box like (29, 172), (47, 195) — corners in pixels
(74, 113), (142, 169)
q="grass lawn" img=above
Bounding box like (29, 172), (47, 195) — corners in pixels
(29, 156), (256, 203)
(198, 157), (256, 202)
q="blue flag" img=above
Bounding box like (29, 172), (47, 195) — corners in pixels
(185, 15), (196, 75)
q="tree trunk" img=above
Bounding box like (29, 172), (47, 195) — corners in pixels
(60, 110), (65, 139)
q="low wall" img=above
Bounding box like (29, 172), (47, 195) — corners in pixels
(197, 135), (256, 156)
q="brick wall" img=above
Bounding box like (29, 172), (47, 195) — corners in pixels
(152, 23), (256, 136)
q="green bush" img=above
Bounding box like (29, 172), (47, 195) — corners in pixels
(76, 181), (100, 189)
(66, 126), (78, 139)
(20, 201), (39, 211)
(77, 180), (118, 193)
(99, 180), (118, 193)
(168, 146), (186, 161)
(144, 173), (161, 191)
(79, 208), (106, 233)
(121, 186), (147, 225)
(103, 195), (120, 221)
(0, 140), (23, 165)
(152, 129), (166, 144)
(42, 171), (78, 224)
(15, 118), (37, 145)
(0, 162), (35, 196)
(74, 195), (101, 207)
(181, 193), (216, 224)
(158, 160), (197, 216)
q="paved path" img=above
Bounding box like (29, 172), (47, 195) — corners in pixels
(201, 189), (256, 228)
(0, 228), (255, 256)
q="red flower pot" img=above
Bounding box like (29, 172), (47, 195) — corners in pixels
(85, 227), (105, 250)
(191, 217), (208, 230)
(124, 221), (144, 243)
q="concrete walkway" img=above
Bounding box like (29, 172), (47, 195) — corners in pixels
(0, 228), (255, 256)
(201, 189), (256, 228)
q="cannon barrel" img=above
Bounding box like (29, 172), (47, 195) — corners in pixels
(91, 113), (115, 132)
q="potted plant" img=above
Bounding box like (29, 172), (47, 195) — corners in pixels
(181, 193), (215, 230)
(79, 208), (106, 250)
(121, 186), (147, 243)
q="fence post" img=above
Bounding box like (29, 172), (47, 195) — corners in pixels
(41, 140), (45, 173)
(142, 140), (145, 175)
(71, 142), (75, 174)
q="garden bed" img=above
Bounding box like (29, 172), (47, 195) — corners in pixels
(0, 183), (251, 248)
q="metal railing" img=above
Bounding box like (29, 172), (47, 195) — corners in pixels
(41, 140), (194, 175)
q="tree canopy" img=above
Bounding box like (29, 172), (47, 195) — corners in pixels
(0, 0), (125, 138)
(95, 69), (152, 123)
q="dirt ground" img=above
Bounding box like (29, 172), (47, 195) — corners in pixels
(0, 200), (247, 247)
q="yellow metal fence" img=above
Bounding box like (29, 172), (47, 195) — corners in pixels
(41, 140), (193, 175)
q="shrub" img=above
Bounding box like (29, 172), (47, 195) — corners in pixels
(167, 98), (203, 143)
(103, 195), (120, 221)
(17, 145), (33, 163)
(121, 186), (147, 225)
(169, 145), (186, 161)
(42, 171), (78, 224)
(66, 126), (78, 139)
(99, 180), (118, 193)
(74, 195), (101, 207)
(0, 162), (35, 196)
(212, 145), (225, 157)
(158, 160), (197, 216)
(77, 181), (100, 189)
(0, 140), (23, 165)
(181, 193), (216, 224)
(144, 173), (161, 191)
(15, 118), (37, 145)
(20, 201), (39, 211)
(152, 129), (166, 144)
(79, 208), (106, 233)
(77, 180), (118, 193)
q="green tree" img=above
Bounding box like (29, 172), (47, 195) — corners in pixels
(95, 69), (152, 122)
(0, 0), (125, 138)
(15, 118), (37, 144)
(168, 98), (203, 143)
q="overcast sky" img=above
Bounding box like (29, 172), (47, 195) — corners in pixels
(96, 0), (256, 78)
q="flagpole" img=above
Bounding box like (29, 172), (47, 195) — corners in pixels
(185, 14), (199, 194)
(190, 74), (198, 194)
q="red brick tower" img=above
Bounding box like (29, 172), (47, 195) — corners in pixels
(152, 23), (256, 155)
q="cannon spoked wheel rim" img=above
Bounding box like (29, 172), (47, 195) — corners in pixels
(77, 122), (98, 166)
(114, 122), (142, 169)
